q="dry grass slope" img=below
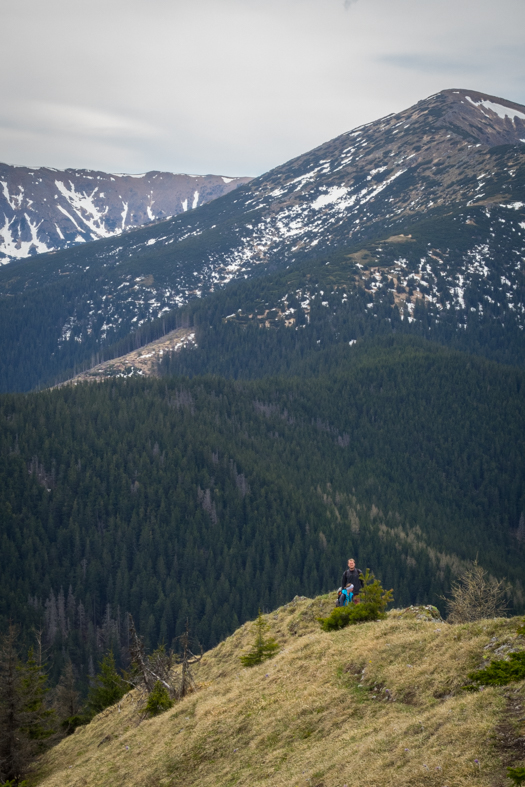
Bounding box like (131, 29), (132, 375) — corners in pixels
(36, 595), (525, 787)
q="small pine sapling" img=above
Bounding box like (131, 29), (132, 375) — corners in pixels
(359, 568), (394, 614)
(240, 610), (279, 667)
(145, 681), (173, 717)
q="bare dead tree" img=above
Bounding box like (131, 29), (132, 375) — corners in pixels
(127, 615), (177, 699)
(127, 615), (154, 695)
(125, 615), (202, 711)
(176, 621), (202, 700)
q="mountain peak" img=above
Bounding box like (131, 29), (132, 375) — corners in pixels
(2, 87), (524, 392)
(416, 88), (525, 146)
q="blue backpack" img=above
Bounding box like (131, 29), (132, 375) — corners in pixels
(341, 587), (354, 606)
(336, 586), (354, 607)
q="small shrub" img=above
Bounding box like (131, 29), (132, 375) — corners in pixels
(319, 604), (377, 632)
(319, 570), (393, 632)
(516, 619), (525, 636)
(240, 610), (279, 667)
(145, 681), (173, 717)
(465, 651), (525, 687)
(507, 766), (525, 786)
(444, 561), (507, 623)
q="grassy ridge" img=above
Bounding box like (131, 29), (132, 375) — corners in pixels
(36, 596), (525, 787)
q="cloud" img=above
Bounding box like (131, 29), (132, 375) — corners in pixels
(0, 0), (524, 174)
(380, 53), (468, 74)
(0, 101), (163, 147)
(26, 102), (162, 139)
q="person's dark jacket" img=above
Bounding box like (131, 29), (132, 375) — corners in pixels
(341, 567), (363, 596)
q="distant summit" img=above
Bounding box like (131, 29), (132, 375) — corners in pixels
(0, 166), (252, 264)
(1, 88), (524, 391)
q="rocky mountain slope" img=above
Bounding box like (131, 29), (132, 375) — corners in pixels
(0, 165), (251, 263)
(1, 88), (524, 391)
(36, 598), (525, 787)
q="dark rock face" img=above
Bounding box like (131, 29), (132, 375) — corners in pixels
(0, 167), (251, 263)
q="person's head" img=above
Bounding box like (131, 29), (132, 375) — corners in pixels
(346, 584), (354, 591)
(348, 558), (355, 570)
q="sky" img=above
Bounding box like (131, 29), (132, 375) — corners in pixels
(1, 0), (524, 177)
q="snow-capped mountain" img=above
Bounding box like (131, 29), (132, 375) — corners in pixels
(1, 88), (524, 391)
(0, 166), (251, 264)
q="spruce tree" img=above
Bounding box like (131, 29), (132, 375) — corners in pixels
(86, 652), (126, 717)
(0, 628), (29, 785)
(0, 628), (54, 785)
(240, 611), (279, 667)
(145, 682), (173, 717)
(53, 661), (83, 735)
(19, 648), (55, 749)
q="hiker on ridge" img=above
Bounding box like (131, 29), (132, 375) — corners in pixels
(341, 558), (363, 602)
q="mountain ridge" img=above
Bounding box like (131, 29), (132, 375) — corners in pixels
(0, 164), (251, 264)
(1, 88), (524, 391)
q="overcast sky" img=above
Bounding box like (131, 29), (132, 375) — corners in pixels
(1, 0), (524, 176)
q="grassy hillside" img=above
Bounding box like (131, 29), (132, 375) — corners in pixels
(36, 595), (525, 787)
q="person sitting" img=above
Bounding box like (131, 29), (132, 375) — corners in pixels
(336, 584), (354, 606)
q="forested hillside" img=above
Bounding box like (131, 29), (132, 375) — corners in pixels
(1, 338), (524, 687)
(158, 205), (525, 383)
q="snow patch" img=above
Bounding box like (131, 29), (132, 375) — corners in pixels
(55, 180), (112, 238)
(0, 181), (25, 211)
(112, 173), (147, 178)
(0, 213), (50, 260)
(57, 204), (83, 232)
(312, 186), (348, 210)
(466, 96), (525, 123)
